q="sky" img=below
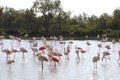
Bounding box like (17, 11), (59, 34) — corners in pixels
(0, 0), (120, 16)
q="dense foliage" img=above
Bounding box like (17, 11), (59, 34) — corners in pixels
(0, 0), (120, 38)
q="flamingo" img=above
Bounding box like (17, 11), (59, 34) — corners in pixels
(97, 43), (102, 52)
(92, 53), (100, 70)
(31, 47), (38, 57)
(112, 38), (116, 44)
(105, 45), (111, 52)
(9, 35), (15, 44)
(75, 49), (80, 60)
(86, 41), (91, 50)
(102, 51), (111, 63)
(80, 49), (87, 58)
(59, 41), (66, 48)
(36, 54), (48, 72)
(50, 49), (63, 61)
(49, 55), (59, 68)
(64, 48), (69, 61)
(7, 59), (15, 71)
(14, 37), (21, 46)
(11, 44), (19, 59)
(69, 40), (74, 47)
(0, 42), (12, 61)
(86, 41), (91, 46)
(11, 48), (19, 59)
(33, 41), (38, 47)
(20, 47), (28, 62)
(39, 46), (46, 54)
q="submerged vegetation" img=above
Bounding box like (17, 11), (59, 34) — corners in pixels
(0, 0), (120, 38)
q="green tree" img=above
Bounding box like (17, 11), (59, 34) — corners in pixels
(32, 0), (64, 35)
(112, 8), (120, 29)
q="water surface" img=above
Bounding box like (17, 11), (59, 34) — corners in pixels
(0, 39), (120, 80)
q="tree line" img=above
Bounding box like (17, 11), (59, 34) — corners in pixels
(0, 0), (120, 38)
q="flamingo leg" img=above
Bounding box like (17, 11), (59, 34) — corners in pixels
(41, 61), (43, 72)
(67, 55), (69, 61)
(14, 53), (16, 59)
(94, 63), (95, 70)
(54, 62), (56, 68)
(6, 54), (9, 61)
(96, 62), (97, 69)
(8, 64), (11, 71)
(77, 53), (80, 60)
(22, 53), (25, 62)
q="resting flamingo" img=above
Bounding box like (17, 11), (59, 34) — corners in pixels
(86, 41), (91, 46)
(20, 47), (28, 62)
(102, 51), (111, 63)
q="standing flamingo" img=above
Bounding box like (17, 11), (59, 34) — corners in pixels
(0, 42), (12, 61)
(11, 46), (19, 59)
(15, 37), (21, 47)
(80, 49), (87, 58)
(105, 45), (111, 52)
(112, 38), (116, 44)
(97, 43), (102, 52)
(75, 48), (80, 60)
(48, 54), (59, 68)
(92, 53), (100, 70)
(64, 48), (70, 61)
(20, 47), (28, 62)
(37, 54), (48, 72)
(31, 47), (38, 57)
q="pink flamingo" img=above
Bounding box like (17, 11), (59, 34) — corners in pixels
(48, 54), (59, 68)
(11, 48), (19, 59)
(0, 42), (12, 61)
(39, 46), (46, 54)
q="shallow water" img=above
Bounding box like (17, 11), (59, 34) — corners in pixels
(0, 39), (120, 80)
